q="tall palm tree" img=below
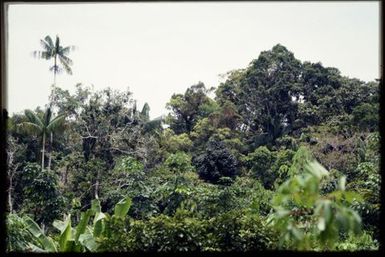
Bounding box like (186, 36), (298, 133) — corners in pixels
(33, 35), (75, 85)
(18, 108), (66, 172)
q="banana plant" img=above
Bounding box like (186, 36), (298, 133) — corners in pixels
(23, 216), (57, 252)
(22, 197), (132, 252)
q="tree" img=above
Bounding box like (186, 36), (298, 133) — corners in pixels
(193, 139), (239, 184)
(17, 108), (65, 172)
(215, 44), (303, 146)
(351, 103), (378, 131)
(166, 82), (215, 134)
(245, 146), (276, 189)
(6, 136), (22, 213)
(19, 163), (65, 227)
(33, 35), (75, 85)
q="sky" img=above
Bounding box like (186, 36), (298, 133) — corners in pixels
(6, 2), (380, 119)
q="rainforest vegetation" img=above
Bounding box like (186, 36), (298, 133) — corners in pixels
(5, 42), (380, 252)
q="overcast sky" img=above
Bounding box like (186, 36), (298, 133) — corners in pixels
(6, 2), (380, 119)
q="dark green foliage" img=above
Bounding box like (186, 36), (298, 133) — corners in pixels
(207, 210), (277, 251)
(131, 210), (207, 252)
(193, 139), (239, 184)
(245, 146), (275, 188)
(19, 163), (64, 226)
(351, 103), (378, 131)
(164, 152), (194, 173)
(6, 214), (39, 252)
(216, 44), (303, 145)
(166, 82), (215, 134)
(348, 161), (380, 234)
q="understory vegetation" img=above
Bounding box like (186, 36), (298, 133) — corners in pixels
(6, 44), (380, 252)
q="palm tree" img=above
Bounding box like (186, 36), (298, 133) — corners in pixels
(18, 108), (66, 172)
(33, 35), (74, 85)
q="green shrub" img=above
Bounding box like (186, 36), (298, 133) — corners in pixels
(246, 146), (276, 188)
(130, 209), (207, 252)
(6, 213), (38, 252)
(206, 209), (277, 251)
(164, 152), (194, 173)
(335, 232), (379, 251)
(20, 163), (65, 226)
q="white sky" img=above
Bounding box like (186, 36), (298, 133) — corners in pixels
(6, 2), (380, 119)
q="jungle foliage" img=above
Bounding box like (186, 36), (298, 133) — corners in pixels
(6, 44), (380, 252)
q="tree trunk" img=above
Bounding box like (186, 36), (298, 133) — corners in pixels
(41, 133), (46, 172)
(48, 132), (53, 171)
(8, 175), (13, 213)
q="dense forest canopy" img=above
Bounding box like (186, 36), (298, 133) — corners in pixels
(6, 44), (380, 252)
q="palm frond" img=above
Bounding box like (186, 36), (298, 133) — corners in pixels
(60, 46), (73, 55)
(46, 114), (66, 133)
(33, 50), (51, 60)
(58, 56), (73, 75)
(55, 36), (60, 51)
(44, 108), (52, 127)
(58, 54), (73, 66)
(44, 35), (54, 48)
(40, 38), (54, 54)
(17, 122), (43, 136)
(25, 109), (44, 128)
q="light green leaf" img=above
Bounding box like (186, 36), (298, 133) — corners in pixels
(291, 226), (304, 241)
(27, 243), (47, 252)
(114, 197), (132, 219)
(305, 160), (329, 179)
(24, 216), (43, 238)
(75, 210), (92, 243)
(53, 219), (67, 234)
(91, 199), (101, 214)
(39, 235), (57, 252)
(58, 215), (73, 252)
(317, 217), (326, 231)
(338, 176), (346, 191)
(79, 229), (99, 252)
(93, 212), (106, 224)
(93, 220), (104, 238)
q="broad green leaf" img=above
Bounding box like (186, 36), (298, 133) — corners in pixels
(114, 197), (132, 219)
(58, 215), (73, 252)
(335, 212), (349, 231)
(24, 216), (43, 238)
(93, 220), (104, 238)
(75, 210), (92, 243)
(338, 176), (346, 191)
(79, 231), (99, 252)
(290, 226), (303, 241)
(39, 235), (57, 252)
(305, 160), (328, 179)
(323, 201), (332, 224)
(317, 217), (326, 231)
(27, 243), (47, 252)
(93, 212), (106, 224)
(53, 219), (67, 234)
(91, 199), (101, 214)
